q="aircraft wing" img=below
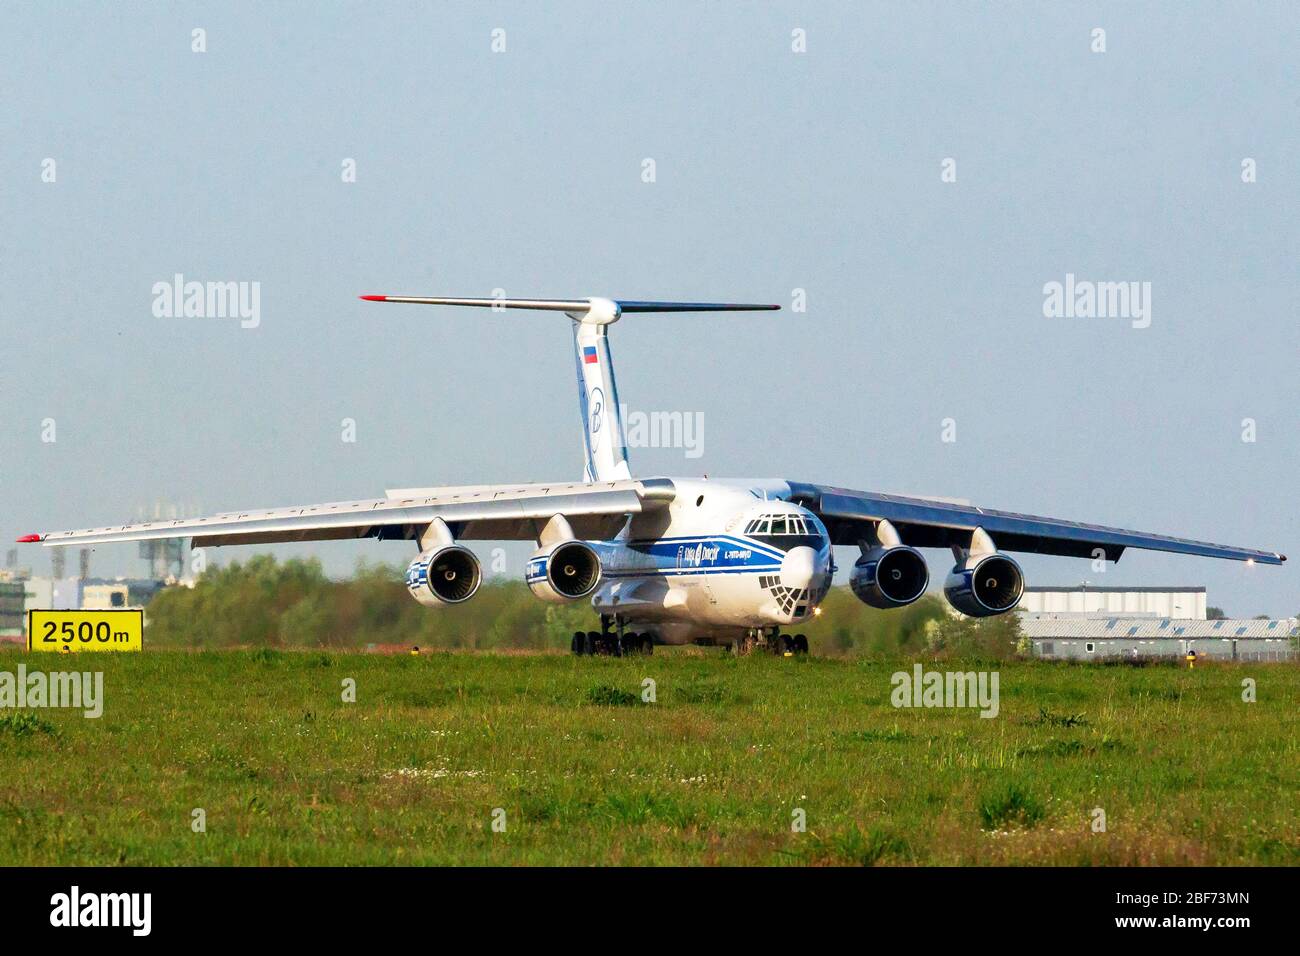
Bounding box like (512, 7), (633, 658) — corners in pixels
(787, 482), (1286, 565)
(22, 478), (676, 549)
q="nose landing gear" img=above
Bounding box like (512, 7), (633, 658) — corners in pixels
(732, 628), (810, 656)
(571, 616), (653, 656)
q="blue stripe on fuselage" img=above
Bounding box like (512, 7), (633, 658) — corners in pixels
(599, 534), (814, 579)
(623, 534), (788, 563)
(602, 565), (778, 579)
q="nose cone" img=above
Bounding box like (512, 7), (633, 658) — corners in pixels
(780, 546), (818, 590)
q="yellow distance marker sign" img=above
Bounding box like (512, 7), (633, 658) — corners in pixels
(27, 609), (143, 653)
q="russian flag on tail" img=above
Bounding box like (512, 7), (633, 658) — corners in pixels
(582, 346), (598, 365)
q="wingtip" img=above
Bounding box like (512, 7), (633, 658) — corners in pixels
(358, 294), (387, 302)
(16, 534), (42, 543)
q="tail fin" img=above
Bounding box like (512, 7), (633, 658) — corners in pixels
(360, 295), (779, 481)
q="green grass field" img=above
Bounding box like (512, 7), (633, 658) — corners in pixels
(0, 649), (1295, 865)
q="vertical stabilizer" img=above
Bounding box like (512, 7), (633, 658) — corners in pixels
(570, 300), (631, 481)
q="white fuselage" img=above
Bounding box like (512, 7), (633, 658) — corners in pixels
(585, 478), (834, 644)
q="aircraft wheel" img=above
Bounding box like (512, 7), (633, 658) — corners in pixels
(641, 634), (654, 655)
(584, 631), (600, 655)
(793, 634), (809, 655)
(571, 631), (586, 656)
(781, 634), (794, 654)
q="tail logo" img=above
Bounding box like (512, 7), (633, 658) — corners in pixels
(588, 387), (605, 449)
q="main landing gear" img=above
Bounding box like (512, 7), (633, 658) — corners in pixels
(571, 615), (653, 657)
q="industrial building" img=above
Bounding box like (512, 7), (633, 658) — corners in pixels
(1019, 586), (1296, 662)
(1020, 614), (1298, 662)
(0, 544), (175, 644)
(1020, 585), (1206, 619)
(0, 581), (24, 639)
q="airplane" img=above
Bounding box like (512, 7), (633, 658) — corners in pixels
(20, 295), (1286, 656)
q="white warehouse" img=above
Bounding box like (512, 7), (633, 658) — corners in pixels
(1019, 586), (1206, 620)
(1017, 586), (1295, 662)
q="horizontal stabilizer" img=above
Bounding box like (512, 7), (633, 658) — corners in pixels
(360, 295), (779, 318)
(361, 295), (590, 311)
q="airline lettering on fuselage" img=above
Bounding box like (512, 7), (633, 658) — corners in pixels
(678, 543), (720, 567)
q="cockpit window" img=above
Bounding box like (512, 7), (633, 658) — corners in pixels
(745, 513), (821, 537)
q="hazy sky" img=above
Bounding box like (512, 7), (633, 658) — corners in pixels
(3, 2), (1296, 615)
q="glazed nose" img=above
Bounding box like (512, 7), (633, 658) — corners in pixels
(780, 546), (817, 590)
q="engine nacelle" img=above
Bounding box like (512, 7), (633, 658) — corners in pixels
(405, 545), (482, 607)
(526, 540), (602, 603)
(850, 545), (929, 608)
(943, 552), (1024, 617)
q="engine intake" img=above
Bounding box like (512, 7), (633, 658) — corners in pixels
(850, 545), (929, 608)
(406, 545), (482, 607)
(943, 553), (1024, 617)
(527, 540), (602, 603)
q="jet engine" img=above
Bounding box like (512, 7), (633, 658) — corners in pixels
(526, 539), (602, 603)
(943, 552), (1024, 617)
(850, 545), (930, 609)
(405, 545), (482, 607)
